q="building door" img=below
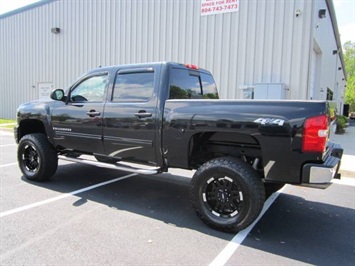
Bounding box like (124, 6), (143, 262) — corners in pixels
(309, 50), (317, 100)
(309, 47), (322, 100)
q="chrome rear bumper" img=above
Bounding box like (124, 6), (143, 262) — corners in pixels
(302, 142), (343, 185)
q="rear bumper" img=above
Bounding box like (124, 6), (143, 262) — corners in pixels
(302, 142), (343, 185)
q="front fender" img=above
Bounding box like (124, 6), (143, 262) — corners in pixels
(16, 100), (55, 144)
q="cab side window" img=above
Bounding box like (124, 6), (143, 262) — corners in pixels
(201, 73), (219, 99)
(113, 72), (154, 102)
(169, 69), (202, 99)
(70, 75), (108, 102)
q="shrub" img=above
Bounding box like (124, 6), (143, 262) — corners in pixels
(336, 115), (348, 134)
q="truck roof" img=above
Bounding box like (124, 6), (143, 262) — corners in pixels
(88, 61), (212, 75)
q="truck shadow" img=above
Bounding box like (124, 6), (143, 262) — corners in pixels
(21, 162), (232, 239)
(21, 162), (355, 264)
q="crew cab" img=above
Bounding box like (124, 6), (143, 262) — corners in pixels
(15, 62), (343, 232)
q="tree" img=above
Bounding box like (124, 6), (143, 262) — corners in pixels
(343, 41), (355, 111)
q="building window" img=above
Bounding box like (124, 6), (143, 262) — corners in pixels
(327, 88), (333, 101)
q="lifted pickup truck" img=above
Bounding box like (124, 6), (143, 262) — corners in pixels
(15, 62), (343, 232)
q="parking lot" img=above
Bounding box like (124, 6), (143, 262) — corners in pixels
(1, 126), (354, 265)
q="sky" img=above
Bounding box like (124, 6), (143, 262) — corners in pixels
(334, 0), (355, 44)
(0, 0), (354, 44)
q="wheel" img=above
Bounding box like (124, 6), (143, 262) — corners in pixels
(94, 155), (118, 164)
(18, 133), (58, 181)
(190, 157), (265, 233)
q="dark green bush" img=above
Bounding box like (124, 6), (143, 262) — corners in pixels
(336, 115), (348, 134)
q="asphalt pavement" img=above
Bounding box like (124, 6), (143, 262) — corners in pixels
(0, 123), (354, 265)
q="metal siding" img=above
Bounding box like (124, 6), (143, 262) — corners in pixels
(272, 1), (285, 83)
(281, 1), (295, 92)
(314, 0), (342, 102)
(297, 0), (313, 100)
(245, 1), (257, 85)
(253, 0), (266, 84)
(236, 0), (247, 97)
(227, 14), (237, 99)
(0, 0), (339, 119)
(263, 0), (275, 83)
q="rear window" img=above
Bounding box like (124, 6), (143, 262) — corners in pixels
(169, 68), (218, 99)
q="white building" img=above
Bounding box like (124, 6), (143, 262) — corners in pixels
(0, 0), (346, 119)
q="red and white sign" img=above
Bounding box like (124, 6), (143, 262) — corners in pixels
(201, 0), (239, 16)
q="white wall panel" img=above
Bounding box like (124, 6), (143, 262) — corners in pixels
(0, 0), (344, 119)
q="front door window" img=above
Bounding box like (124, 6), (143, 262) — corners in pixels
(71, 75), (108, 102)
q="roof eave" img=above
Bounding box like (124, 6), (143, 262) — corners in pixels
(0, 0), (57, 20)
(326, 0), (347, 80)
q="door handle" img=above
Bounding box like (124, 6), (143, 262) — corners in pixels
(86, 110), (101, 117)
(134, 111), (152, 118)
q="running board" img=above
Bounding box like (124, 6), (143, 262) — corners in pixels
(58, 155), (161, 175)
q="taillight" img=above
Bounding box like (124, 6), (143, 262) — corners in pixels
(302, 114), (329, 153)
(185, 64), (199, 70)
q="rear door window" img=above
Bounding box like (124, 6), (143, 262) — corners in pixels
(113, 71), (154, 102)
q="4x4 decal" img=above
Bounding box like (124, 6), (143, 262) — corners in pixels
(254, 118), (285, 126)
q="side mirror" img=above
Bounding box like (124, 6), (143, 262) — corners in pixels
(50, 89), (65, 101)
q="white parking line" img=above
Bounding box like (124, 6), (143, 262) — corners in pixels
(0, 173), (136, 218)
(209, 186), (286, 266)
(0, 163), (18, 168)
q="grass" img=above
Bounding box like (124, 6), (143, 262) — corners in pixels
(0, 118), (16, 129)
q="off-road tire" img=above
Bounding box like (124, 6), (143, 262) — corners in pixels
(17, 133), (58, 181)
(190, 157), (265, 233)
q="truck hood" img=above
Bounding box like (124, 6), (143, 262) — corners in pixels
(16, 99), (57, 121)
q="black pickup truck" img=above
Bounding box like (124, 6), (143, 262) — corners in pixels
(15, 62), (343, 232)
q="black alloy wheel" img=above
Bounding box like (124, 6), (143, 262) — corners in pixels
(202, 175), (246, 219)
(22, 144), (40, 173)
